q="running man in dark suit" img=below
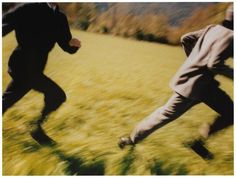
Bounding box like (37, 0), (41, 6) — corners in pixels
(2, 3), (81, 145)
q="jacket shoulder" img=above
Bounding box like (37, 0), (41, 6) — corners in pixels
(56, 9), (67, 19)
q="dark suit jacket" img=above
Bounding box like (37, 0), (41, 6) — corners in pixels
(170, 25), (233, 100)
(2, 3), (78, 75)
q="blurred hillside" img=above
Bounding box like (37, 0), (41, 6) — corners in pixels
(95, 3), (216, 26)
(2, 2), (231, 44)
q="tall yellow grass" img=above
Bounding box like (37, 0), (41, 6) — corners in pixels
(2, 30), (233, 175)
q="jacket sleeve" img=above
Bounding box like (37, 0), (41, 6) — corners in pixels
(2, 5), (21, 36)
(180, 28), (205, 57)
(56, 13), (78, 54)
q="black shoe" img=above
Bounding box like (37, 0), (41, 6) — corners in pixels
(30, 124), (56, 146)
(186, 139), (214, 160)
(118, 137), (134, 149)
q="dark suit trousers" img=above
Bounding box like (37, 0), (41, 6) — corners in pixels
(130, 87), (233, 143)
(2, 73), (66, 123)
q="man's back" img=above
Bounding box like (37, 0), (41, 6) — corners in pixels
(3, 3), (78, 74)
(5, 3), (61, 53)
(170, 24), (233, 100)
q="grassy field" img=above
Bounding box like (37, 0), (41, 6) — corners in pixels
(2, 30), (233, 175)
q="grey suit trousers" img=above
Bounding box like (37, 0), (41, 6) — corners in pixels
(130, 87), (233, 143)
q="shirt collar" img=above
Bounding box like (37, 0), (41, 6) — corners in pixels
(47, 3), (57, 11)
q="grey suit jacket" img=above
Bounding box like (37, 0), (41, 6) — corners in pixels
(169, 25), (233, 100)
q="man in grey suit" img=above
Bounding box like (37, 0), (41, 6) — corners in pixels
(118, 5), (233, 159)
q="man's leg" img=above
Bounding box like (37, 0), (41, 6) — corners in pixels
(188, 87), (233, 160)
(186, 87), (233, 160)
(29, 74), (66, 145)
(119, 92), (198, 148)
(2, 79), (31, 114)
(201, 87), (233, 138)
(32, 74), (67, 124)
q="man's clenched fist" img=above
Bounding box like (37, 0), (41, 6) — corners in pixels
(69, 38), (81, 48)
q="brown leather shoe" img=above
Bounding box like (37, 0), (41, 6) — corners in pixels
(118, 137), (134, 149)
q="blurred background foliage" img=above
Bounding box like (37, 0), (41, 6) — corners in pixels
(3, 2), (231, 45)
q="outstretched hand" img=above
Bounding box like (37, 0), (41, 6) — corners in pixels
(69, 38), (81, 48)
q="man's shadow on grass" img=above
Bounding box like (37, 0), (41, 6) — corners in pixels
(51, 149), (105, 175)
(151, 160), (188, 175)
(22, 141), (105, 175)
(119, 146), (189, 175)
(119, 147), (135, 175)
